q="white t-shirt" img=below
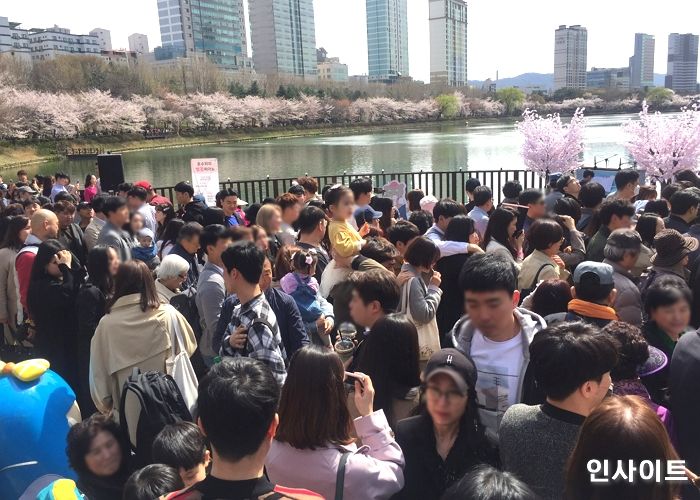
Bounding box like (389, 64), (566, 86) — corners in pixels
(470, 329), (524, 442)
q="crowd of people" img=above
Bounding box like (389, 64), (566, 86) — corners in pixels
(3, 167), (700, 500)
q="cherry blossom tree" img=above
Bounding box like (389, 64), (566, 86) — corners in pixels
(624, 101), (700, 181)
(517, 108), (586, 176)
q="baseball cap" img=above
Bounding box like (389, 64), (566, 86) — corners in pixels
(573, 261), (614, 286)
(423, 348), (477, 395)
(548, 173), (562, 188)
(288, 184), (305, 196)
(17, 185), (37, 194)
(651, 229), (699, 267)
(134, 180), (153, 190)
(606, 229), (642, 251)
(363, 206), (383, 221)
(638, 346), (668, 377)
(419, 195), (438, 212)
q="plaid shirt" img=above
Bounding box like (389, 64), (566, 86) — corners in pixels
(220, 293), (287, 385)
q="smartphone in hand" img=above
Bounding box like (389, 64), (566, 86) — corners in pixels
(344, 371), (365, 389)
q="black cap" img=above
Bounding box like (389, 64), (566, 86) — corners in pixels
(423, 348), (477, 395)
(288, 184), (305, 196)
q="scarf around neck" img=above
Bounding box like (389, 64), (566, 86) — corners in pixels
(568, 299), (619, 321)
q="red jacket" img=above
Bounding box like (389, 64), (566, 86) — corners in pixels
(15, 250), (36, 314)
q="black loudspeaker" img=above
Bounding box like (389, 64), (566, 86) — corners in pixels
(97, 154), (125, 193)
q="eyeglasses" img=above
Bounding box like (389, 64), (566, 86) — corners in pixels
(426, 385), (467, 403)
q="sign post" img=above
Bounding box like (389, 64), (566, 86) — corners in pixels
(190, 158), (219, 206)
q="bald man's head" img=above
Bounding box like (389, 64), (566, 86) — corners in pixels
(31, 209), (59, 241)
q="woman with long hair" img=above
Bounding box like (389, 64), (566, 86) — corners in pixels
(83, 174), (99, 203)
(66, 414), (132, 500)
(435, 216), (480, 341)
(565, 396), (680, 500)
(256, 203), (284, 260)
(27, 239), (80, 387)
(157, 218), (185, 259)
(89, 260), (196, 419)
(483, 208), (523, 267)
(0, 215), (30, 340)
(395, 348), (496, 499)
(353, 314), (421, 426)
(155, 204), (176, 240)
(265, 346), (405, 500)
(75, 246), (120, 416)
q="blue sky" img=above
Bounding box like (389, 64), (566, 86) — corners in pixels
(4, 0), (698, 82)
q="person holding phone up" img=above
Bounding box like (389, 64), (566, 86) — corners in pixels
(265, 346), (405, 500)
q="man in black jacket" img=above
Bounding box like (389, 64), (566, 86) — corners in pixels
(169, 222), (203, 291)
(55, 200), (87, 270)
(664, 188), (700, 234)
(671, 329), (700, 500)
(175, 181), (207, 225)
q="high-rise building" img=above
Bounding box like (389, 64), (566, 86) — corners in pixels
(157, 0), (252, 71)
(666, 33), (699, 93)
(629, 33), (655, 91)
(128, 33), (149, 55)
(429, 0), (468, 87)
(553, 25), (587, 91)
(366, 0), (409, 83)
(249, 0), (317, 79)
(90, 28), (112, 51)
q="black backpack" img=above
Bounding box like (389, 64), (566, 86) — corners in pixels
(119, 368), (193, 468)
(170, 291), (203, 342)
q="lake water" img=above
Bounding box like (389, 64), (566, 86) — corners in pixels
(34, 113), (638, 188)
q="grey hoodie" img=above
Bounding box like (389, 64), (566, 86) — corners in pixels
(449, 307), (546, 442)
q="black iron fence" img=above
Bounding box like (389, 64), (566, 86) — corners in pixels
(153, 168), (550, 207)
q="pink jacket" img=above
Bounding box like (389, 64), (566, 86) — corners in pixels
(265, 410), (405, 500)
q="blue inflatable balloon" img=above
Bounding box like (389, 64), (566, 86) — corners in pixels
(0, 366), (78, 498)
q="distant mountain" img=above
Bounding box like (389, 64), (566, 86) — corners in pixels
(469, 73), (553, 90)
(469, 72), (668, 91)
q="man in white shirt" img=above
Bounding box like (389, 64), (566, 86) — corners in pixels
(127, 186), (157, 234)
(425, 199), (483, 257)
(450, 253), (547, 443)
(467, 186), (493, 239)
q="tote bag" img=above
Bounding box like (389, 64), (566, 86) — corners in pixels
(164, 305), (199, 416)
(401, 277), (441, 362)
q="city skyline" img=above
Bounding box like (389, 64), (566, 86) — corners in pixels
(2, 0), (699, 83)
